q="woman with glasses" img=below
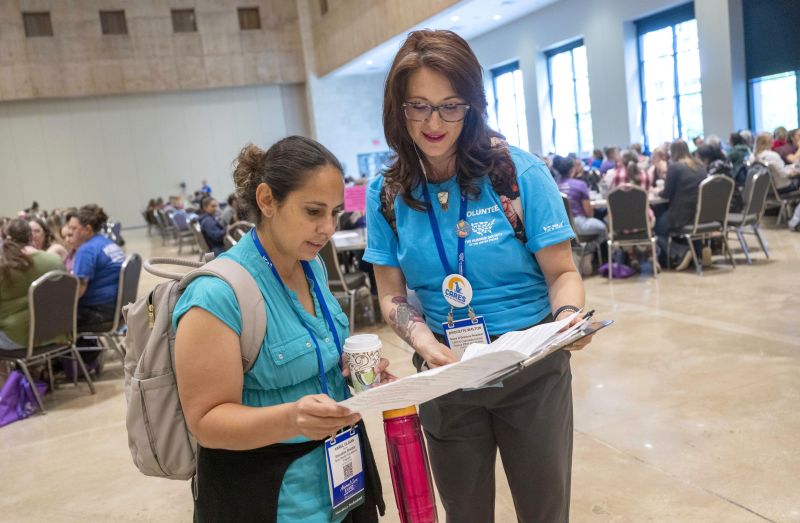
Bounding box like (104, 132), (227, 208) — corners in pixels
(363, 30), (593, 522)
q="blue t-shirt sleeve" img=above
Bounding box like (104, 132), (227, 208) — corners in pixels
(363, 176), (400, 267)
(72, 243), (98, 280)
(514, 151), (575, 252)
(172, 276), (242, 336)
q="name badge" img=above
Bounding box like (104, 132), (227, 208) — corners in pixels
(325, 426), (366, 518)
(442, 315), (490, 359)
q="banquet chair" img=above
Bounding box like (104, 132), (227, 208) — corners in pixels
(606, 184), (658, 280)
(560, 193), (601, 277)
(319, 241), (375, 332)
(0, 271), (94, 413)
(668, 175), (735, 275)
(77, 254), (142, 363)
(726, 169), (771, 264)
(191, 220), (211, 261)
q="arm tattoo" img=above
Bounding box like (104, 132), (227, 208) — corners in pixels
(388, 296), (425, 345)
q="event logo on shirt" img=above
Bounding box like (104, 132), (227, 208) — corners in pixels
(471, 219), (495, 236)
(442, 274), (472, 308)
(542, 221), (565, 233)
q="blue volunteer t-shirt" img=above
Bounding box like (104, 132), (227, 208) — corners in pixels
(364, 146), (574, 335)
(73, 235), (125, 306)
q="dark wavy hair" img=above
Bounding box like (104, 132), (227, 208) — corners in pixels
(0, 219), (33, 284)
(75, 204), (109, 233)
(382, 29), (515, 210)
(232, 136), (343, 222)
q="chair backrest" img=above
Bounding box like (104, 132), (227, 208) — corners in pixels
(741, 166), (771, 223)
(172, 212), (189, 230)
(693, 175), (734, 231)
(27, 271), (79, 355)
(319, 241), (348, 291)
(560, 193), (578, 233)
(191, 220), (211, 254)
(606, 184), (651, 240)
(113, 254), (142, 332)
(229, 221), (255, 241)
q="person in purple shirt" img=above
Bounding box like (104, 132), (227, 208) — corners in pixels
(599, 146), (620, 174)
(554, 156), (607, 243)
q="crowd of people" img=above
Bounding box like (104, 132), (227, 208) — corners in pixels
(144, 182), (248, 257)
(548, 126), (800, 272)
(0, 205), (125, 371)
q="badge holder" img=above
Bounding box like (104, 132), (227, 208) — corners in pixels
(325, 425), (366, 518)
(440, 274), (490, 359)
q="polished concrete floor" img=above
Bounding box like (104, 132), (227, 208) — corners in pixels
(2, 220), (799, 522)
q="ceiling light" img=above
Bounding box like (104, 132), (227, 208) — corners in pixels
(493, 14), (502, 20)
(366, 60), (373, 65)
(450, 15), (460, 22)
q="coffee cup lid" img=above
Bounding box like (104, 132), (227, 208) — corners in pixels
(343, 334), (381, 353)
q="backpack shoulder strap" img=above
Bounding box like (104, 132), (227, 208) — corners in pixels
(379, 179), (400, 237)
(488, 137), (527, 245)
(179, 258), (266, 373)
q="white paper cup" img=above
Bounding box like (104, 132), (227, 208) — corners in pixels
(343, 334), (382, 394)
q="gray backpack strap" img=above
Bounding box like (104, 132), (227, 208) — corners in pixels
(179, 258), (266, 373)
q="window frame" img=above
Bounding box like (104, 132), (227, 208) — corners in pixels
(636, 2), (699, 151)
(490, 61), (530, 151)
(99, 10), (128, 36)
(237, 7), (261, 31)
(748, 70), (800, 133)
(171, 8), (198, 33)
(545, 39), (591, 156)
(22, 11), (54, 38)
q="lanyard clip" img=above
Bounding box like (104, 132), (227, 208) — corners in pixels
(468, 307), (478, 323)
(447, 309), (455, 328)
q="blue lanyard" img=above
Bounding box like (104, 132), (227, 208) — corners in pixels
(250, 229), (343, 396)
(420, 182), (468, 277)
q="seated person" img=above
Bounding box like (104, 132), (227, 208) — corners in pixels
(220, 193), (241, 227)
(29, 217), (68, 262)
(198, 196), (226, 256)
(755, 132), (800, 194)
(599, 146), (619, 174)
(60, 223), (77, 273)
(67, 205), (125, 331)
(695, 144), (731, 177)
(589, 149), (603, 169)
(0, 220), (66, 350)
(655, 140), (707, 270)
(554, 155), (607, 243)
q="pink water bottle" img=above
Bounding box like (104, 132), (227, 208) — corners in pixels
(383, 406), (438, 523)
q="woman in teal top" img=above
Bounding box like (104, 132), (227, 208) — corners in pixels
(174, 136), (388, 522)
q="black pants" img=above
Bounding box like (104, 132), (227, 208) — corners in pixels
(194, 421), (384, 523)
(77, 301), (116, 332)
(420, 351), (573, 523)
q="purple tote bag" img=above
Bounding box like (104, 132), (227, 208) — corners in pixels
(0, 370), (48, 428)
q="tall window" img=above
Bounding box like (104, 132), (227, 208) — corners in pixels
(546, 40), (593, 156)
(750, 71), (799, 133)
(491, 62), (529, 151)
(637, 4), (702, 150)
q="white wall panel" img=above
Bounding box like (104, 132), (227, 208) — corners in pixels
(0, 84), (305, 226)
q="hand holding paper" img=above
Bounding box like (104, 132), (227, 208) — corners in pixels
(338, 313), (610, 414)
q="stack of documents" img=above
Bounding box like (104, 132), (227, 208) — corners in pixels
(339, 313), (600, 414)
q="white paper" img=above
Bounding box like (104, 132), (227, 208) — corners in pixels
(339, 314), (583, 414)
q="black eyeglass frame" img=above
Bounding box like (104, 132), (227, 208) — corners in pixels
(401, 102), (471, 122)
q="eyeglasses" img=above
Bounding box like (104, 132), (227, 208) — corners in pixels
(402, 102), (470, 122)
